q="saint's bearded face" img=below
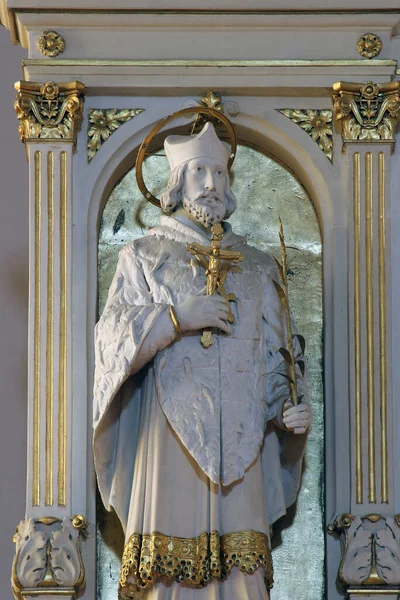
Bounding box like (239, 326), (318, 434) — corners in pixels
(181, 157), (228, 228)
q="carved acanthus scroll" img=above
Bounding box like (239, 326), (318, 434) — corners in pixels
(328, 514), (400, 587)
(14, 81), (85, 146)
(12, 516), (88, 599)
(332, 81), (400, 144)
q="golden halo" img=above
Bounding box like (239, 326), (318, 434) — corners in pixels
(135, 107), (237, 208)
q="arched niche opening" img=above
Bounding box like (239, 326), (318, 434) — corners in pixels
(95, 126), (324, 600)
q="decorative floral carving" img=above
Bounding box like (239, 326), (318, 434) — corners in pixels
(328, 513), (400, 586)
(201, 90), (223, 111)
(182, 92), (239, 134)
(87, 108), (144, 161)
(12, 519), (48, 588)
(279, 109), (333, 161)
(12, 516), (87, 600)
(189, 90), (238, 132)
(37, 31), (65, 57)
(14, 80), (85, 146)
(356, 33), (382, 59)
(332, 80), (400, 143)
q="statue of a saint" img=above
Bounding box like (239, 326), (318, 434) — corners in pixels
(93, 121), (311, 599)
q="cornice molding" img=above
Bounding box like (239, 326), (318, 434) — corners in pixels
(21, 58), (399, 67)
(4, 0), (400, 10)
(20, 60), (398, 97)
(2, 1), (400, 48)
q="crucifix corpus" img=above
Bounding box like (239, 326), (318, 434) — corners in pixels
(187, 223), (243, 348)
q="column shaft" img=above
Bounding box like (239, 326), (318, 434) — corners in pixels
(348, 144), (392, 514)
(27, 144), (72, 516)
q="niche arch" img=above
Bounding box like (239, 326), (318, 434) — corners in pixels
(83, 110), (346, 600)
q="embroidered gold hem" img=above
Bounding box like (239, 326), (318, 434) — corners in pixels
(119, 529), (273, 598)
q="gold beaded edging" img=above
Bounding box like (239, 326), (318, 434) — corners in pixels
(119, 529), (273, 597)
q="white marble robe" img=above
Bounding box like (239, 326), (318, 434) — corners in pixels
(93, 217), (308, 599)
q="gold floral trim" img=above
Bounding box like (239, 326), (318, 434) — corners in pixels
(279, 109), (333, 161)
(87, 108), (144, 161)
(356, 33), (382, 59)
(37, 31), (65, 57)
(119, 529), (273, 598)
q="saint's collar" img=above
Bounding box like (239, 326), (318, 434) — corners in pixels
(148, 215), (246, 249)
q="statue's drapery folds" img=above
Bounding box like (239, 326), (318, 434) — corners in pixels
(93, 215), (308, 598)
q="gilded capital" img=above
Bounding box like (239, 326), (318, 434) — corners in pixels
(14, 80), (85, 147)
(332, 81), (400, 144)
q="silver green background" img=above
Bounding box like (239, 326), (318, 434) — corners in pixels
(97, 144), (324, 599)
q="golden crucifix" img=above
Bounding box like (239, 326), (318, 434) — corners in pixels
(187, 223), (243, 348)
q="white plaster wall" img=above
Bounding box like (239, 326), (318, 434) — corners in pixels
(0, 26), (28, 600)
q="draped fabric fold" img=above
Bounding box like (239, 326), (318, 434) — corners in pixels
(93, 216), (308, 598)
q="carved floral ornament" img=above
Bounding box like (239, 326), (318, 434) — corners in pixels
(332, 81), (400, 144)
(14, 80), (85, 146)
(201, 90), (223, 111)
(356, 33), (382, 59)
(328, 514), (400, 586)
(11, 515), (89, 599)
(87, 108), (144, 161)
(85, 92), (237, 163)
(37, 31), (65, 57)
(279, 109), (333, 161)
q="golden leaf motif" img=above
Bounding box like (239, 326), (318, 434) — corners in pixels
(14, 81), (84, 145)
(201, 90), (222, 111)
(87, 109), (144, 162)
(279, 109), (333, 161)
(332, 81), (400, 142)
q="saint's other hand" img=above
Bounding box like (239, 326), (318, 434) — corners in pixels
(282, 401), (311, 434)
(175, 295), (231, 334)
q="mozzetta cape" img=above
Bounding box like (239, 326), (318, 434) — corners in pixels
(93, 216), (307, 533)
